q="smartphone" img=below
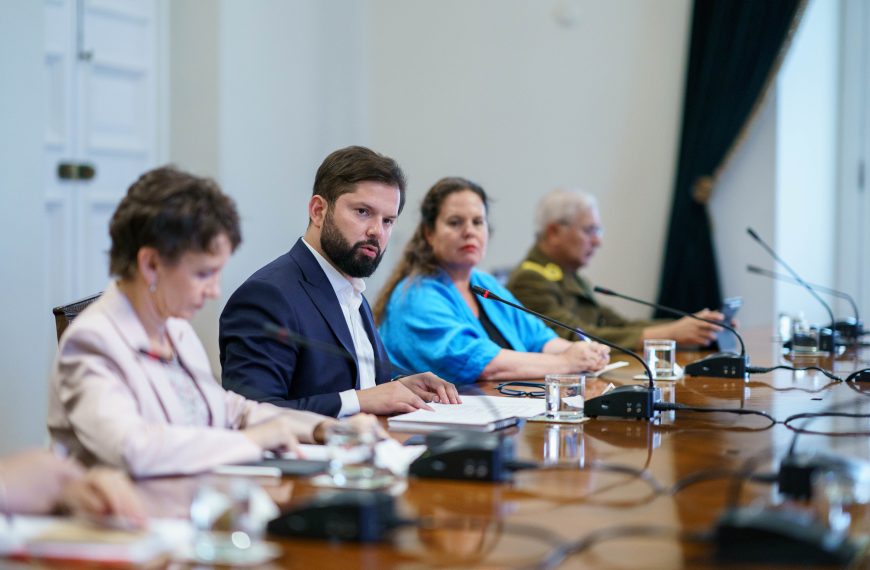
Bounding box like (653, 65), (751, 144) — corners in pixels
(716, 296), (743, 353)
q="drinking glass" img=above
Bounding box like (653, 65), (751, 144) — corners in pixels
(791, 321), (820, 353)
(324, 421), (393, 489)
(189, 478), (276, 565)
(544, 374), (585, 421)
(644, 339), (676, 379)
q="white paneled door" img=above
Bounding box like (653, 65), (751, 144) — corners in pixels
(44, 0), (159, 307)
(862, 2), (870, 323)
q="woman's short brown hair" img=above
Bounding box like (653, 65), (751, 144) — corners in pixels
(108, 166), (242, 279)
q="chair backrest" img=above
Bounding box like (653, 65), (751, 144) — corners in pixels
(488, 265), (515, 286)
(52, 292), (101, 344)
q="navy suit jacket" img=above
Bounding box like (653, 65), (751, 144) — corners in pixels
(219, 239), (393, 416)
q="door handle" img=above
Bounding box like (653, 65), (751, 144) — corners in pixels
(57, 162), (96, 181)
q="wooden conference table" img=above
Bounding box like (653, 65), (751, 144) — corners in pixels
(87, 330), (870, 568)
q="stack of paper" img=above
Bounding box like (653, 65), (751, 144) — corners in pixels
(388, 395), (546, 432)
(0, 517), (192, 564)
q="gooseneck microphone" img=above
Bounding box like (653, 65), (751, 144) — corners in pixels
(471, 285), (662, 419)
(471, 285), (653, 384)
(746, 228), (837, 330)
(592, 285), (748, 379)
(747, 265), (863, 340)
(593, 286), (747, 357)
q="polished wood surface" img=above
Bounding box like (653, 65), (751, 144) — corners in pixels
(82, 330), (870, 568)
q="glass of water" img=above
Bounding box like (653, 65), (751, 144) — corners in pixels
(323, 421), (393, 489)
(189, 478), (275, 565)
(545, 374), (585, 421)
(791, 320), (820, 354)
(644, 339), (676, 379)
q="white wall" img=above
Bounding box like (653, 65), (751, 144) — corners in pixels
(169, 1), (219, 175)
(366, 0), (693, 320)
(0, 2), (48, 454)
(775, 0), (840, 326)
(168, 0), (222, 367)
(711, 0), (841, 330)
(216, 0), (368, 288)
(710, 92), (779, 327)
(837, 0), (870, 323)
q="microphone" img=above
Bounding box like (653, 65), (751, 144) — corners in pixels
(746, 228), (841, 352)
(471, 285), (662, 420)
(592, 285), (748, 379)
(747, 265), (863, 341)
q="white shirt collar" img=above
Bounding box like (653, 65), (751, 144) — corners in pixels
(301, 238), (367, 301)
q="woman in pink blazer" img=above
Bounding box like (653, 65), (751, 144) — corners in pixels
(48, 167), (358, 478)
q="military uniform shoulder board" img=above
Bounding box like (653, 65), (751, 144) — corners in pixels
(519, 261), (563, 281)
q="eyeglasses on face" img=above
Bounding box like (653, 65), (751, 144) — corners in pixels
(558, 220), (604, 239)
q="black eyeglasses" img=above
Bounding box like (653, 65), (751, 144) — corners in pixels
(496, 381), (546, 398)
(558, 220), (604, 239)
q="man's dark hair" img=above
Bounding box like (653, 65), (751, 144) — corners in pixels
(109, 166), (242, 279)
(312, 146), (406, 214)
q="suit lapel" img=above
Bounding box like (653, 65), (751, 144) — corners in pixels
(290, 240), (360, 387)
(564, 272), (589, 298)
(99, 283), (186, 423)
(359, 298), (391, 383)
(570, 274), (598, 305)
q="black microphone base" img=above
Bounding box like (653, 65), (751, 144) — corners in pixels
(783, 327), (846, 353)
(585, 385), (662, 420)
(833, 318), (863, 341)
(778, 452), (870, 501)
(408, 430), (514, 482)
(684, 353), (748, 379)
(714, 507), (862, 566)
(267, 491), (398, 542)
(819, 328), (843, 352)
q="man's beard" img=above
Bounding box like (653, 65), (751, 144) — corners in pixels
(320, 211), (385, 278)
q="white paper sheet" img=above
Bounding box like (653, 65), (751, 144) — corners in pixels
(387, 395), (546, 431)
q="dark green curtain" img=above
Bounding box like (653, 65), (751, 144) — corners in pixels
(655, 0), (803, 316)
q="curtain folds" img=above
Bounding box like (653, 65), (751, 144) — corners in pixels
(654, 0), (804, 317)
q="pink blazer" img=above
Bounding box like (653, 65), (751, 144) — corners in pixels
(47, 281), (325, 477)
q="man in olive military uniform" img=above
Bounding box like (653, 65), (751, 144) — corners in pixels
(507, 189), (723, 349)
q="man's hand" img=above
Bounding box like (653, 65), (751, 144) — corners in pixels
(646, 309), (725, 346)
(356, 381), (434, 415)
(397, 372), (462, 405)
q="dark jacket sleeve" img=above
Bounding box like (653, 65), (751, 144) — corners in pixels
(507, 269), (656, 350)
(219, 278), (342, 417)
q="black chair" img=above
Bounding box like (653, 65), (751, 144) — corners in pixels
(52, 292), (101, 343)
(488, 266), (515, 286)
